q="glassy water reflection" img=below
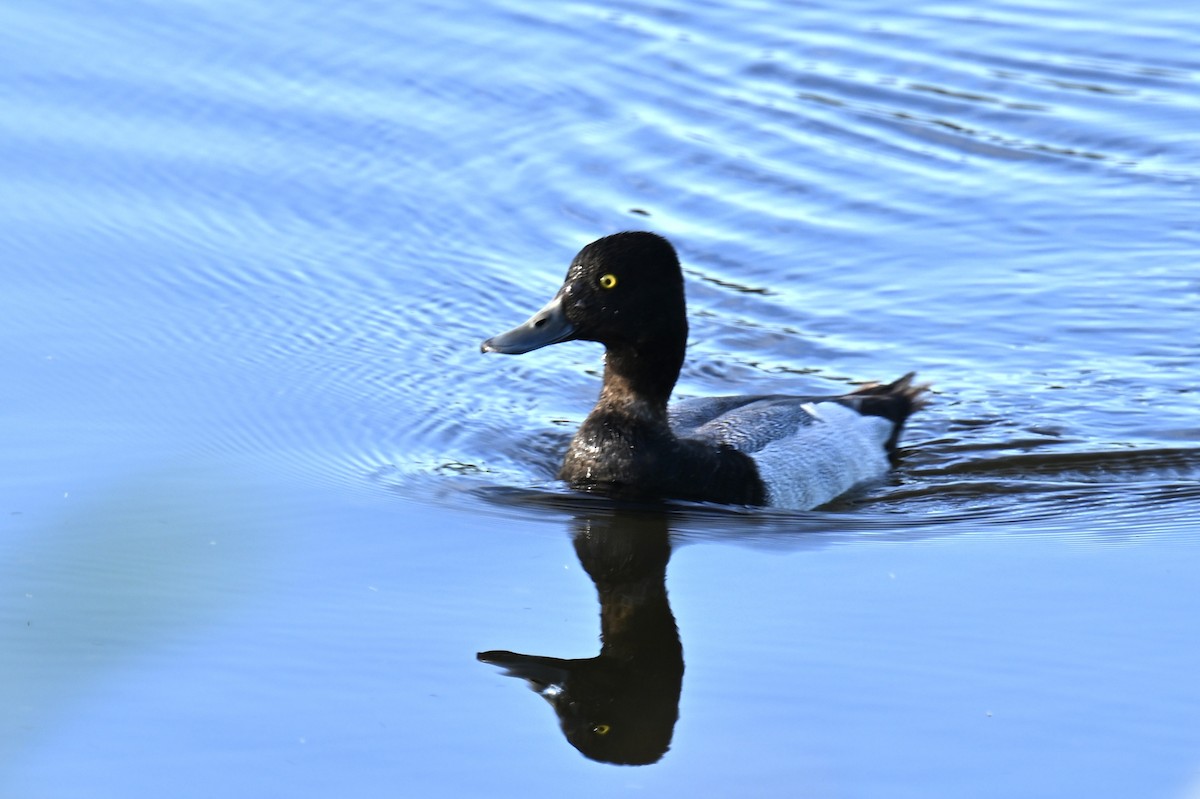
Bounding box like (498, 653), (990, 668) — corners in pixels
(481, 510), (682, 766)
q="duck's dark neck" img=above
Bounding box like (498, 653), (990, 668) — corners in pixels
(596, 343), (683, 421)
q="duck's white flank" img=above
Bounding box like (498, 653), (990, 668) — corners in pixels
(751, 403), (892, 508)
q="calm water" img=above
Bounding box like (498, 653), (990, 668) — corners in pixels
(2, 0), (1199, 796)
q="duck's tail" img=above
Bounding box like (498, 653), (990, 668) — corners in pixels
(838, 372), (931, 451)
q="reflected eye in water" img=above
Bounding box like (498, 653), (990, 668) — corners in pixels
(593, 724), (611, 735)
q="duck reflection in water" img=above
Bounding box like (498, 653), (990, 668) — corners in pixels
(479, 510), (683, 766)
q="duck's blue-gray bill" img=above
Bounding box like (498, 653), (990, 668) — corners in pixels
(481, 293), (576, 354)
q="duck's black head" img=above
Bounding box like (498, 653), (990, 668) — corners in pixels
(560, 232), (687, 351)
(481, 232), (688, 357)
(482, 233), (689, 404)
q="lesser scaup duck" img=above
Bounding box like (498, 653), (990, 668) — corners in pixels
(481, 232), (927, 509)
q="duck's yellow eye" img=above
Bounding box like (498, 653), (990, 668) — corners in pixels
(593, 724), (611, 736)
(598, 273), (618, 290)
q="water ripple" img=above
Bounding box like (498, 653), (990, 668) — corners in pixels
(4, 0), (1195, 537)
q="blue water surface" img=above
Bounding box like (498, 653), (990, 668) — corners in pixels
(2, 0), (1199, 797)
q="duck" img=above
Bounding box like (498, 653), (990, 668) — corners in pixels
(481, 232), (927, 509)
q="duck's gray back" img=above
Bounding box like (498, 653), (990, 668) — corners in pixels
(669, 396), (819, 453)
(669, 396), (894, 509)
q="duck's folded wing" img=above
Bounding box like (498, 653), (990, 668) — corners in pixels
(671, 396), (825, 454)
